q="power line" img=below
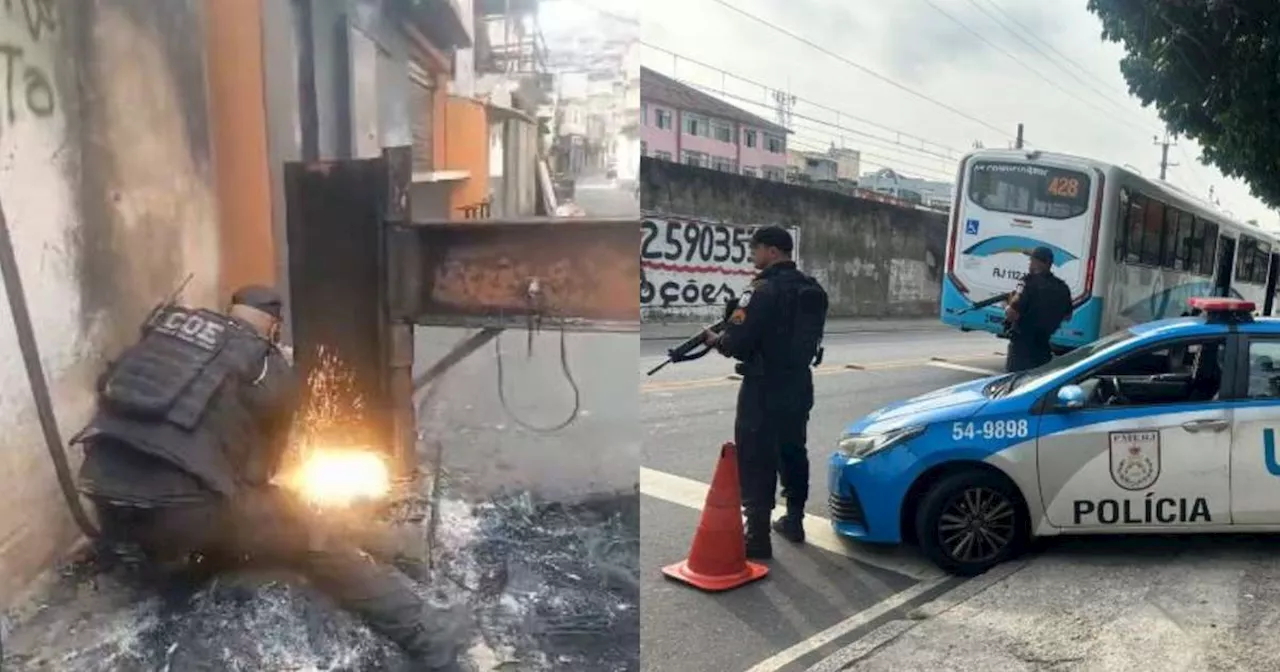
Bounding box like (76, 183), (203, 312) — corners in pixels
(701, 0), (1016, 140)
(917, 0), (1152, 135)
(641, 42), (965, 157)
(978, 0), (1132, 99)
(787, 137), (954, 181)
(786, 121), (955, 177)
(670, 75), (960, 163)
(963, 0), (1159, 133)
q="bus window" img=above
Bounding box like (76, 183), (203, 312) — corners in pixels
(1256, 240), (1273, 284)
(1237, 235), (1257, 283)
(1114, 189), (1131, 263)
(967, 161), (1091, 219)
(1123, 192), (1146, 264)
(1197, 221), (1220, 276)
(1161, 207), (1185, 270)
(1175, 211), (1195, 271)
(1140, 197), (1166, 266)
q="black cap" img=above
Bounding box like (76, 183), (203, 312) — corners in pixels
(231, 285), (283, 320)
(750, 226), (794, 253)
(1029, 246), (1055, 265)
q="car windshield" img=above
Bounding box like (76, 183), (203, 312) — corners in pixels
(986, 328), (1138, 398)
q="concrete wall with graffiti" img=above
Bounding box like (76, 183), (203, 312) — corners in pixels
(0, 0), (219, 608)
(640, 157), (948, 320)
(640, 216), (800, 320)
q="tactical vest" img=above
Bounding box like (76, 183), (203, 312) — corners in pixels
(98, 306), (270, 430)
(788, 274), (829, 369)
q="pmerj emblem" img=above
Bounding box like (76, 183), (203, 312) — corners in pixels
(1109, 430), (1161, 491)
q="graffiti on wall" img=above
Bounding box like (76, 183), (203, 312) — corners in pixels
(0, 0), (57, 129)
(640, 215), (800, 316)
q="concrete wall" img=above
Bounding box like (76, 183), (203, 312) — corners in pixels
(0, 0), (219, 607)
(639, 157), (947, 320)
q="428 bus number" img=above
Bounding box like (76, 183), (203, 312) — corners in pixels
(952, 419), (1030, 441)
(1046, 176), (1082, 198)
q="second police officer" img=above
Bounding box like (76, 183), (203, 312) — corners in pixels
(703, 226), (829, 559)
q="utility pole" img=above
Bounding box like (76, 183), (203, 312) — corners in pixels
(1154, 133), (1178, 180)
(1015, 123), (1024, 149)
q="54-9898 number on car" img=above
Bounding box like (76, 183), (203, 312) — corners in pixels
(951, 419), (1030, 441)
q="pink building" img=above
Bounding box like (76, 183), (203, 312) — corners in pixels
(640, 67), (790, 180)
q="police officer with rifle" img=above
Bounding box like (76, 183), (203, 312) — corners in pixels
(73, 284), (469, 671)
(1004, 246), (1073, 372)
(701, 226), (829, 560)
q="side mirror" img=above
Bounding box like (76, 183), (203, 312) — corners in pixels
(1056, 384), (1086, 410)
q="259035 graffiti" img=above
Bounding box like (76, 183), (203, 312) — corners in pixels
(639, 216), (800, 315)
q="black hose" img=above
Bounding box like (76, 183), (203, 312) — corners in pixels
(0, 197), (98, 538)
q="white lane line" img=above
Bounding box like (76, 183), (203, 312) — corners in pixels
(800, 559), (1029, 672)
(927, 360), (1000, 376)
(639, 467), (942, 582)
(743, 575), (952, 672)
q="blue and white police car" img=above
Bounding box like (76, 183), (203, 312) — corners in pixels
(828, 297), (1280, 576)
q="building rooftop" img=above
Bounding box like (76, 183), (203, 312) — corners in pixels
(640, 67), (789, 135)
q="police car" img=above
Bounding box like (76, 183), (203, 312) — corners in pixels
(828, 297), (1280, 576)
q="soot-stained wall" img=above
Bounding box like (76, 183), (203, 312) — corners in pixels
(639, 157), (948, 320)
(0, 0), (219, 608)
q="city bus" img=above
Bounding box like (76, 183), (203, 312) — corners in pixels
(940, 148), (1280, 350)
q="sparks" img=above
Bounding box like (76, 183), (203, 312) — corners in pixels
(274, 346), (390, 507)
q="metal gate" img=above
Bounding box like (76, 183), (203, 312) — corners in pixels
(285, 147), (638, 477)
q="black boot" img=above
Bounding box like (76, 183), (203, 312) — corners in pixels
(772, 504), (806, 544)
(744, 512), (772, 560)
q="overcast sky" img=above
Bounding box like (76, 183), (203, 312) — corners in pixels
(542, 0), (1274, 227)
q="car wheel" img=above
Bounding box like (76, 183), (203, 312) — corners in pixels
(915, 470), (1027, 576)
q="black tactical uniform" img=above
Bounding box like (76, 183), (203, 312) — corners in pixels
(715, 227), (828, 559)
(1005, 247), (1073, 372)
(74, 286), (467, 671)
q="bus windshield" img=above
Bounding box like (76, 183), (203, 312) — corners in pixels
(968, 161), (1092, 220)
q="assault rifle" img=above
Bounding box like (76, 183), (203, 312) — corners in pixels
(142, 273), (195, 330)
(646, 298), (739, 376)
(948, 290), (1012, 315)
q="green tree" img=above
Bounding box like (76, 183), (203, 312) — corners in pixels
(1087, 0), (1280, 206)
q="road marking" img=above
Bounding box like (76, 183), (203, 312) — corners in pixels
(639, 467), (942, 582)
(800, 559), (1029, 672)
(744, 575), (952, 672)
(641, 354), (997, 393)
(925, 360), (1000, 376)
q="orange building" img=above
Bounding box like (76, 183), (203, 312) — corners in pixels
(203, 0), (494, 301)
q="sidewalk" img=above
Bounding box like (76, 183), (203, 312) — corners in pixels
(640, 317), (947, 341)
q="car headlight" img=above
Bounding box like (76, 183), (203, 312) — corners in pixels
(837, 425), (926, 459)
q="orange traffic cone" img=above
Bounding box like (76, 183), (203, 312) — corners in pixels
(662, 442), (769, 591)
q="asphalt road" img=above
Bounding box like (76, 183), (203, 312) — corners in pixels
(640, 327), (1006, 672)
(642, 327), (1280, 672)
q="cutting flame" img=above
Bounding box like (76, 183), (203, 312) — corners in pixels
(283, 447), (390, 507)
(274, 346), (390, 508)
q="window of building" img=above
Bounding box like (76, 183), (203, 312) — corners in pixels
(762, 166), (785, 181)
(742, 166), (758, 177)
(712, 121), (732, 143)
(655, 109), (672, 130)
(654, 150), (673, 161)
(765, 134), (785, 153)
(683, 114), (707, 137)
(682, 150), (707, 167)
(744, 130), (757, 148)
(642, 103), (648, 125)
(641, 141), (647, 157)
(711, 156), (738, 173)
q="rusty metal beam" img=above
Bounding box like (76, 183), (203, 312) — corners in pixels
(389, 217), (639, 332)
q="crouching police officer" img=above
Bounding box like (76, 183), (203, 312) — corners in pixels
(703, 226), (829, 559)
(73, 285), (469, 671)
(1004, 246), (1073, 372)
